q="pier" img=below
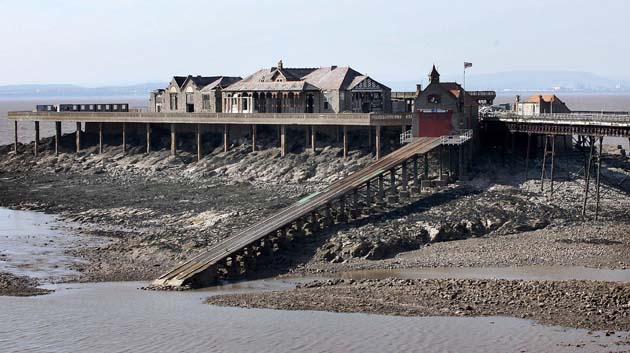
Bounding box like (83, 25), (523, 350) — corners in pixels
(7, 111), (413, 160)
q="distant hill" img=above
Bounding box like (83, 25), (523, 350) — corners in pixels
(386, 71), (630, 93)
(0, 83), (166, 98)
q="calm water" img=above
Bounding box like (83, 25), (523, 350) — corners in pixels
(1, 207), (629, 353)
(0, 97), (147, 146)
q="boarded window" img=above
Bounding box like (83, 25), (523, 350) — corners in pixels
(202, 95), (211, 110)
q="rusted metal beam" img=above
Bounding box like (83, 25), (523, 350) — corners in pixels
(75, 122), (81, 153)
(98, 122), (103, 154)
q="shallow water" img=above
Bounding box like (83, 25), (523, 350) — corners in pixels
(0, 208), (105, 281)
(1, 281), (629, 353)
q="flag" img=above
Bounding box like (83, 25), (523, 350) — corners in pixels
(464, 62), (473, 69)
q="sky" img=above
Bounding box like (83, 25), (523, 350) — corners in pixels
(1, 0), (629, 87)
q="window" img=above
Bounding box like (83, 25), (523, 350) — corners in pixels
(324, 101), (329, 110)
(47, 105), (52, 111)
(122, 104), (126, 110)
(80, 105), (86, 110)
(89, 105), (94, 110)
(202, 94), (211, 110)
(170, 94), (178, 110)
(428, 94), (441, 104)
(243, 98), (248, 111)
(73, 105), (78, 110)
(113, 104), (118, 110)
(97, 105), (102, 110)
(106, 104), (110, 110)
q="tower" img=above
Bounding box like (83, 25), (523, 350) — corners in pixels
(429, 65), (440, 84)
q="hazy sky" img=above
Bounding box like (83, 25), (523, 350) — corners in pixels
(1, 0), (629, 86)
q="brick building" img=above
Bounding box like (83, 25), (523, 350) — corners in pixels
(414, 65), (479, 131)
(514, 94), (571, 115)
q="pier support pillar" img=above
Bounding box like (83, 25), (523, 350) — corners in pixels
(98, 122), (103, 154)
(13, 121), (18, 154)
(368, 127), (372, 150)
(280, 125), (287, 157)
(525, 133), (531, 179)
(438, 145), (443, 180)
(595, 136), (603, 221)
(34, 121), (39, 156)
(343, 126), (348, 159)
(146, 123), (151, 154)
(223, 124), (228, 153)
(75, 122), (81, 153)
(423, 153), (429, 179)
(458, 144), (464, 180)
(582, 137), (595, 216)
(540, 136), (549, 192)
(375, 126), (381, 160)
(170, 123), (176, 156)
(55, 122), (61, 156)
(550, 135), (556, 198)
(122, 122), (127, 155)
(400, 161), (409, 198)
(311, 125), (316, 153)
(387, 169), (398, 203)
(251, 124), (257, 152)
(196, 124), (202, 162)
(412, 155), (419, 191)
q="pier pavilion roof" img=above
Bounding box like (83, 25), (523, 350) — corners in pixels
(223, 61), (390, 92)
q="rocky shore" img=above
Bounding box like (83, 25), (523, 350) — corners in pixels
(206, 277), (630, 331)
(1, 134), (630, 332)
(0, 272), (52, 296)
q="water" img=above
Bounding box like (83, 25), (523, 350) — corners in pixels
(2, 281), (629, 353)
(0, 208), (107, 282)
(0, 207), (629, 352)
(0, 97), (147, 146)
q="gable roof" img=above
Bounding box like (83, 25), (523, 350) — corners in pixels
(224, 64), (390, 92)
(424, 81), (477, 106)
(526, 94), (563, 103)
(173, 76), (187, 88)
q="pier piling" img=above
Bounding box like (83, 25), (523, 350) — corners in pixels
(75, 122), (81, 153)
(170, 123), (176, 156)
(343, 126), (348, 159)
(196, 124), (202, 162)
(122, 122), (127, 155)
(13, 121), (18, 154)
(55, 122), (61, 156)
(146, 123), (151, 154)
(34, 121), (39, 156)
(98, 122), (103, 154)
(310, 125), (316, 153)
(375, 126), (381, 160)
(251, 124), (257, 152)
(595, 137), (603, 220)
(280, 125), (287, 157)
(223, 124), (228, 153)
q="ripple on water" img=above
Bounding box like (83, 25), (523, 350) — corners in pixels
(0, 281), (628, 353)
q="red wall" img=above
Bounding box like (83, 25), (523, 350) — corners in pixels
(415, 110), (453, 137)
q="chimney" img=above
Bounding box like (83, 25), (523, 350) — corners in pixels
(277, 59), (283, 70)
(516, 95), (521, 103)
(415, 84), (422, 96)
(331, 65), (337, 70)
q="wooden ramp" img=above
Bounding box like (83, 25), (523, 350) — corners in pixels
(153, 137), (442, 288)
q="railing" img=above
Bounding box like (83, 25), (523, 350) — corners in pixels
(440, 129), (473, 145)
(482, 111), (630, 124)
(400, 130), (413, 144)
(7, 111), (414, 126)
